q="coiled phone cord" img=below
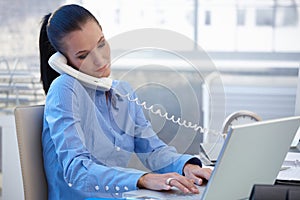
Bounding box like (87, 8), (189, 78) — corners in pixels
(113, 89), (225, 161)
(117, 91), (221, 136)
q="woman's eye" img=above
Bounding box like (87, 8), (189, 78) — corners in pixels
(78, 54), (87, 60)
(98, 41), (106, 48)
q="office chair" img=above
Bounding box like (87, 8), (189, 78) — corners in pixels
(14, 105), (48, 200)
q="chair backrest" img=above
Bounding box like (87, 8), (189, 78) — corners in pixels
(14, 105), (48, 200)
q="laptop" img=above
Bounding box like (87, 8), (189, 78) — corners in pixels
(122, 116), (300, 200)
(200, 142), (223, 163)
(291, 66), (300, 147)
(291, 126), (300, 147)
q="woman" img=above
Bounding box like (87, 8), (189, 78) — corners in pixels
(39, 4), (211, 199)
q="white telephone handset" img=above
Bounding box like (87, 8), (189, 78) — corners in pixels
(48, 52), (112, 91)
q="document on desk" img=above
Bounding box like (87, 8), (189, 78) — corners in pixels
(277, 152), (300, 182)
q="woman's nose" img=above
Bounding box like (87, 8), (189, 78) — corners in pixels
(93, 56), (102, 66)
(93, 53), (105, 66)
(92, 49), (107, 67)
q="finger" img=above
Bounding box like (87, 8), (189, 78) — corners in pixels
(169, 179), (192, 194)
(162, 184), (172, 191)
(186, 173), (203, 186)
(201, 168), (213, 180)
(170, 178), (199, 194)
(191, 168), (213, 181)
(193, 173), (205, 185)
(196, 178), (203, 185)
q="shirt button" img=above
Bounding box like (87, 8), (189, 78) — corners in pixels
(124, 186), (129, 191)
(115, 186), (120, 191)
(68, 183), (72, 187)
(116, 146), (121, 151)
(105, 186), (109, 191)
(95, 185), (100, 191)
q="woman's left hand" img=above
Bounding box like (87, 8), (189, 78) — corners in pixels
(183, 164), (212, 185)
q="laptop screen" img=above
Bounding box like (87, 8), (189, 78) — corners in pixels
(202, 116), (300, 200)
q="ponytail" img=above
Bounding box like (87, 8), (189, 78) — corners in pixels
(39, 13), (59, 95)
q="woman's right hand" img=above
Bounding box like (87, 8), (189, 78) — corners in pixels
(137, 172), (199, 194)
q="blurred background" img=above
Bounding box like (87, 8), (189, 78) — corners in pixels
(0, 0), (299, 199)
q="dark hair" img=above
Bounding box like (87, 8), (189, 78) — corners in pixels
(39, 4), (100, 94)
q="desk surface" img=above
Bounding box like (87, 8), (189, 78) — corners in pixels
(86, 185), (205, 200)
(122, 185), (205, 200)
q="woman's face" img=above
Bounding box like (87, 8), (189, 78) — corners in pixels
(62, 20), (111, 78)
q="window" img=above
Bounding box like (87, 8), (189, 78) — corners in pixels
(205, 10), (211, 25)
(276, 6), (298, 27)
(256, 8), (274, 26)
(237, 8), (246, 26)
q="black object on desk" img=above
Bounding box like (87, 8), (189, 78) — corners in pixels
(290, 141), (300, 153)
(250, 184), (300, 200)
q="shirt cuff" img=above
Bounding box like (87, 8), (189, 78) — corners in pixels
(186, 157), (202, 167)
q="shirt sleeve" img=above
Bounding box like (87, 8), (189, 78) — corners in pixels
(44, 76), (146, 193)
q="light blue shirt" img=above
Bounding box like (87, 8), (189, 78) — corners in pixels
(42, 74), (200, 200)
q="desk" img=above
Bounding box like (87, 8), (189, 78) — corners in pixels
(122, 185), (205, 200)
(86, 185), (205, 200)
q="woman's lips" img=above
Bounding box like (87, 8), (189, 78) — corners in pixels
(96, 64), (109, 73)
